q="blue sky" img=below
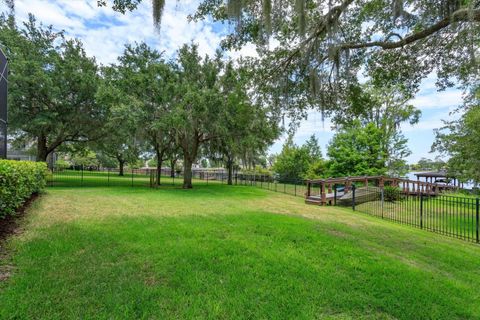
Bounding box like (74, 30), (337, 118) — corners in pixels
(2, 0), (465, 164)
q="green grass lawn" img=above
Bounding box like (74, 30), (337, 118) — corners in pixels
(1, 184), (480, 319)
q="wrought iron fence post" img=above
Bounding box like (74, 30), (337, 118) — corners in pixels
(334, 184), (337, 206)
(131, 169), (134, 187)
(107, 168), (110, 187)
(420, 193), (424, 229)
(235, 173), (237, 185)
(476, 198), (479, 243)
(81, 165), (84, 187)
(381, 188), (384, 219)
(352, 184), (356, 211)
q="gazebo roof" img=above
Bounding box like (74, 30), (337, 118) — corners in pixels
(414, 170), (451, 178)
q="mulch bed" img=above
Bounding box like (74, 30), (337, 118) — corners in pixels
(0, 193), (39, 241)
(0, 193), (39, 282)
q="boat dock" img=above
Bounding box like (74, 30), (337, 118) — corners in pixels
(305, 176), (459, 206)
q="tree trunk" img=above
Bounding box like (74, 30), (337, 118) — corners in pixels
(156, 160), (163, 186)
(183, 155), (193, 189)
(155, 148), (163, 186)
(118, 159), (125, 176)
(227, 157), (233, 185)
(36, 135), (48, 162)
(170, 159), (176, 178)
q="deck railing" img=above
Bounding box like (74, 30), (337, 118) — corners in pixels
(305, 176), (459, 205)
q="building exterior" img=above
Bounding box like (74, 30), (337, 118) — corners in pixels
(6, 147), (36, 161)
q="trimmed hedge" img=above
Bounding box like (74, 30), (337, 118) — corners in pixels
(0, 160), (47, 218)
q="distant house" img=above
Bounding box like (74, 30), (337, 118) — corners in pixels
(7, 148), (35, 161)
(6, 139), (36, 161)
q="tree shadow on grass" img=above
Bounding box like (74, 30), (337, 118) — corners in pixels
(1, 212), (478, 319)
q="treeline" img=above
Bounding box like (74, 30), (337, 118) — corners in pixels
(273, 124), (407, 183)
(0, 15), (280, 188)
(409, 158), (446, 172)
(433, 86), (480, 185)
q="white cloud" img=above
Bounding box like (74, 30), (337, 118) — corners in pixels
(3, 0), (225, 65)
(411, 90), (464, 110)
(229, 42), (259, 60)
(13, 0), (85, 31)
(402, 106), (463, 132)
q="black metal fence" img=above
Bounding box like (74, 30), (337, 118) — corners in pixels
(47, 167), (307, 197)
(233, 173), (307, 198)
(336, 186), (480, 243)
(47, 167), (226, 187)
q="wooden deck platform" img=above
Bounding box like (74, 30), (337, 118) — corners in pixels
(306, 192), (344, 205)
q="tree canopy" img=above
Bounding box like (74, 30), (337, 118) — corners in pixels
(272, 135), (323, 182)
(208, 60), (280, 184)
(95, 0), (479, 123)
(334, 81), (419, 176)
(432, 87), (480, 185)
(0, 15), (104, 162)
(327, 122), (387, 177)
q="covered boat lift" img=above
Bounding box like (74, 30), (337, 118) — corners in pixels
(414, 170), (464, 188)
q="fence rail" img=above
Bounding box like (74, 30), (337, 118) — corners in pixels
(337, 186), (480, 243)
(233, 173), (307, 198)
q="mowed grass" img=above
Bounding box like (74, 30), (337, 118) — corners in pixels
(1, 184), (480, 319)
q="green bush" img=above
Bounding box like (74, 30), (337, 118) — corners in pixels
(383, 186), (402, 202)
(242, 166), (273, 178)
(0, 160), (48, 218)
(54, 159), (70, 171)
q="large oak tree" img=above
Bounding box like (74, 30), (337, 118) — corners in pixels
(171, 44), (224, 189)
(112, 43), (177, 185)
(99, 0), (478, 121)
(0, 15), (104, 162)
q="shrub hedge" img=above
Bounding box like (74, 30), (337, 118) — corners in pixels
(0, 160), (47, 218)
